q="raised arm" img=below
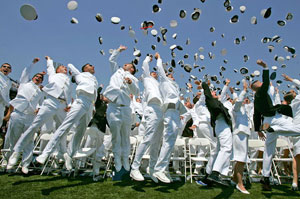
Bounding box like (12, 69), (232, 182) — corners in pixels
(20, 58), (40, 84)
(155, 52), (167, 81)
(67, 63), (80, 76)
(142, 55), (152, 78)
(257, 60), (269, 93)
(45, 56), (55, 77)
(220, 79), (230, 103)
(202, 82), (213, 100)
(109, 45), (127, 74)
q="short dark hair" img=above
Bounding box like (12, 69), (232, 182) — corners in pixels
(56, 65), (65, 73)
(284, 91), (294, 104)
(82, 63), (91, 72)
(250, 80), (259, 89)
(130, 62), (137, 75)
(1, 63), (11, 68)
(32, 73), (44, 81)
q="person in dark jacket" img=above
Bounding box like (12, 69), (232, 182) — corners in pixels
(201, 81), (232, 186)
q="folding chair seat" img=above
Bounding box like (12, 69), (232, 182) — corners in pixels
(188, 138), (211, 183)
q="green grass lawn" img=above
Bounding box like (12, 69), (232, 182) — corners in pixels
(0, 173), (299, 199)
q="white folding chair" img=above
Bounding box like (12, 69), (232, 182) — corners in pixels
(72, 127), (103, 176)
(188, 138), (211, 183)
(170, 138), (188, 181)
(272, 138), (294, 184)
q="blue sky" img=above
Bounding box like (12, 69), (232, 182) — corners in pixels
(0, 0), (299, 97)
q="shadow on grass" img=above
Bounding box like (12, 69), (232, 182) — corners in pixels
(12, 174), (101, 196)
(213, 185), (234, 199)
(113, 177), (185, 193)
(261, 184), (300, 198)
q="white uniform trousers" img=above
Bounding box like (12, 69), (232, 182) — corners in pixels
(263, 114), (300, 177)
(211, 115), (232, 176)
(195, 123), (217, 174)
(13, 96), (67, 158)
(154, 108), (181, 172)
(42, 95), (93, 158)
(106, 103), (132, 161)
(0, 102), (5, 127)
(4, 110), (35, 167)
(132, 103), (164, 170)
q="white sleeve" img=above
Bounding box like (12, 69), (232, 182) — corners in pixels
(109, 49), (120, 74)
(156, 58), (167, 81)
(20, 63), (35, 84)
(67, 64), (81, 76)
(142, 56), (151, 78)
(220, 85), (228, 103)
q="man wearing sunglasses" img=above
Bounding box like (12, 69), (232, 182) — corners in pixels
(2, 58), (45, 173)
(7, 56), (72, 170)
(0, 63), (12, 128)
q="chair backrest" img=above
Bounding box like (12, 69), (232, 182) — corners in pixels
(275, 138), (289, 148)
(188, 138), (210, 147)
(175, 138), (186, 147)
(248, 139), (265, 148)
(39, 133), (53, 141)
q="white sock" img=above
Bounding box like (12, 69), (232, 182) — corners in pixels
(292, 182), (297, 187)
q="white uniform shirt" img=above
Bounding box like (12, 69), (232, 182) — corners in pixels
(68, 64), (99, 102)
(193, 91), (210, 125)
(141, 56), (163, 105)
(292, 79), (300, 123)
(156, 58), (187, 115)
(42, 59), (72, 104)
(232, 90), (251, 135)
(103, 50), (139, 106)
(10, 63), (44, 113)
(0, 71), (12, 106)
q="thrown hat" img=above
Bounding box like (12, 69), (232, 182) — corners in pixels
(271, 65), (278, 71)
(184, 64), (192, 72)
(151, 45), (156, 50)
(191, 8), (201, 21)
(111, 17), (120, 24)
(243, 55), (249, 62)
(98, 37), (103, 45)
(240, 6), (246, 13)
(70, 17), (78, 24)
(160, 27), (168, 35)
(20, 4), (38, 21)
(261, 37), (271, 43)
(199, 54), (205, 60)
(230, 15), (239, 23)
(277, 20), (286, 26)
(210, 27), (215, 32)
(211, 75), (217, 81)
(67, 1), (78, 11)
(268, 45), (275, 52)
(179, 10), (186, 18)
(186, 38), (191, 45)
(251, 16), (257, 24)
(152, 4), (161, 13)
(226, 6), (233, 12)
(286, 13), (293, 21)
(172, 33), (177, 39)
(199, 47), (204, 52)
(241, 36), (246, 41)
(184, 54), (189, 59)
(133, 50), (141, 57)
(170, 44), (177, 50)
(99, 50), (105, 55)
(220, 66), (226, 71)
(177, 45), (183, 50)
(284, 46), (296, 54)
(224, 0), (231, 7)
(151, 29), (158, 36)
(261, 7), (272, 18)
(240, 67), (248, 75)
(234, 38), (240, 45)
(281, 64), (287, 68)
(270, 72), (276, 80)
(170, 20), (178, 28)
(95, 13), (103, 22)
(276, 80), (282, 86)
(171, 59), (176, 67)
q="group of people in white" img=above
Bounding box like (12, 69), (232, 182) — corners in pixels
(0, 45), (300, 195)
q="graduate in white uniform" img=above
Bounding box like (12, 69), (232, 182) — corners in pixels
(36, 62), (98, 171)
(3, 58), (45, 173)
(7, 56), (72, 169)
(231, 80), (251, 194)
(152, 52), (187, 183)
(0, 63), (12, 127)
(190, 88), (217, 176)
(130, 55), (164, 182)
(103, 45), (139, 172)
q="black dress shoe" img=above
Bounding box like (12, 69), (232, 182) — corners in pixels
(207, 171), (229, 187)
(260, 177), (272, 191)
